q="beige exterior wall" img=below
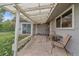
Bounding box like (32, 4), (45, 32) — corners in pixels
(33, 24), (49, 35)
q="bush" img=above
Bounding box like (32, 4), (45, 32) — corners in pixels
(0, 32), (14, 56)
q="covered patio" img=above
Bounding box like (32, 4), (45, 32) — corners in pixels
(0, 3), (71, 56)
(17, 35), (70, 56)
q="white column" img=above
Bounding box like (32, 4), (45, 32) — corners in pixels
(31, 23), (33, 36)
(36, 24), (37, 34)
(14, 9), (20, 56)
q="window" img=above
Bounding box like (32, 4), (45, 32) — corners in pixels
(56, 5), (74, 29)
(62, 9), (72, 28)
(22, 23), (31, 34)
(56, 17), (61, 28)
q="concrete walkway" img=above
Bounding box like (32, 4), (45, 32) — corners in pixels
(17, 35), (70, 56)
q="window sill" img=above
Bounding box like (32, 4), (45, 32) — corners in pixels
(56, 27), (74, 30)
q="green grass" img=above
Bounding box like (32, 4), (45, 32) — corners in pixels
(0, 32), (28, 56)
(0, 32), (14, 56)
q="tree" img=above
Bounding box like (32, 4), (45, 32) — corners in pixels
(0, 23), (2, 30)
(10, 17), (16, 31)
(0, 19), (16, 32)
(0, 7), (5, 22)
(2, 20), (10, 31)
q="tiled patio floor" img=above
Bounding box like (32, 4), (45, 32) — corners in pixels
(17, 35), (70, 56)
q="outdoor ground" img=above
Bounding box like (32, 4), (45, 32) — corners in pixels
(0, 32), (14, 56)
(0, 32), (28, 56)
(0, 32), (70, 56)
(18, 35), (70, 56)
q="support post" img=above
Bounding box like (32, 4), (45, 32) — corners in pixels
(31, 23), (33, 36)
(14, 8), (20, 56)
(36, 24), (37, 35)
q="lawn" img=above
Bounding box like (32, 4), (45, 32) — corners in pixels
(0, 32), (28, 56)
(0, 32), (14, 56)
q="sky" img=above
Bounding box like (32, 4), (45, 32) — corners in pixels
(3, 11), (15, 22)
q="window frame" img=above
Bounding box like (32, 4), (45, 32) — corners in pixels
(21, 22), (31, 34)
(55, 5), (74, 29)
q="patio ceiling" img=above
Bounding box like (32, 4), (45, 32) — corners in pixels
(0, 3), (57, 24)
(47, 3), (72, 23)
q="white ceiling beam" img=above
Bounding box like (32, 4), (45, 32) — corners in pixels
(30, 14), (48, 18)
(3, 3), (56, 24)
(0, 3), (13, 7)
(28, 12), (49, 16)
(4, 5), (38, 23)
(4, 6), (16, 13)
(19, 4), (55, 12)
(14, 4), (37, 23)
(20, 14), (33, 22)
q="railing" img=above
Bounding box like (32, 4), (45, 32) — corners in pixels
(18, 35), (32, 49)
(12, 35), (32, 51)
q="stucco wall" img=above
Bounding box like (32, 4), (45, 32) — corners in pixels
(35, 24), (49, 35)
(33, 24), (36, 35)
(50, 4), (79, 55)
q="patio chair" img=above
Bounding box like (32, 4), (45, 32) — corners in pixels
(53, 34), (72, 48)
